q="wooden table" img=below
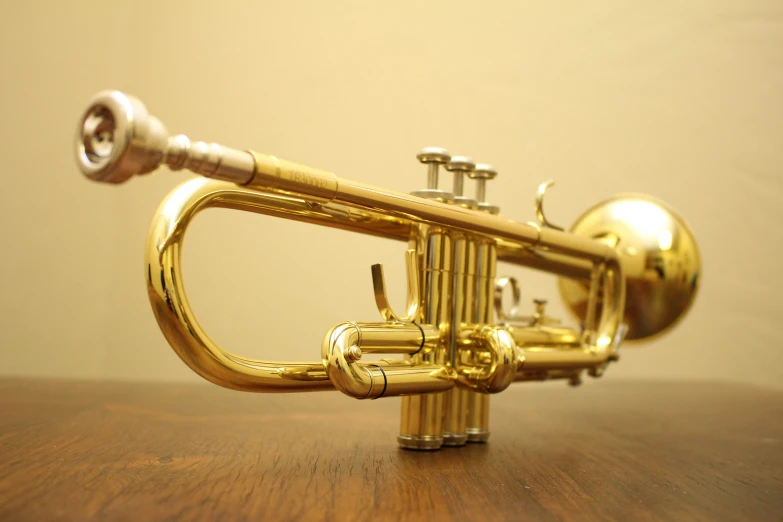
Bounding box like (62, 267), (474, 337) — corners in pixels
(0, 378), (780, 521)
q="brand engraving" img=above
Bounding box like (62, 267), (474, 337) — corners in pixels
(288, 169), (330, 191)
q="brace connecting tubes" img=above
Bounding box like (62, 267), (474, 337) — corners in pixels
(322, 322), (456, 399)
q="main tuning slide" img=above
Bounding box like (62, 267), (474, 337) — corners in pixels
(76, 90), (701, 450)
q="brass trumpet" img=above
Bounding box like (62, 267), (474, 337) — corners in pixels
(75, 90), (701, 450)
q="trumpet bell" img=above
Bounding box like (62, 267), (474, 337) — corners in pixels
(558, 195), (701, 341)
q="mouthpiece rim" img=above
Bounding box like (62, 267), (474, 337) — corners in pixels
(75, 90), (168, 184)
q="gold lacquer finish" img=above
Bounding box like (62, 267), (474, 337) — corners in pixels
(75, 90), (701, 450)
(558, 195), (701, 341)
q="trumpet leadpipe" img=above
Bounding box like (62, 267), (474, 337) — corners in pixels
(77, 91), (616, 276)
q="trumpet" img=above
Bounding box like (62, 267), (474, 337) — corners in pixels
(75, 90), (701, 450)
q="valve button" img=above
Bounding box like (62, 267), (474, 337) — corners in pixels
(416, 147), (451, 165)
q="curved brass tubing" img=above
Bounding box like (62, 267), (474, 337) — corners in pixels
(321, 322), (454, 399)
(146, 177), (626, 394)
(146, 178), (334, 392)
(510, 257), (626, 380)
(457, 325), (521, 394)
(147, 178), (466, 395)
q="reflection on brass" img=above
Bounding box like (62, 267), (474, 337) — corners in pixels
(75, 91), (701, 450)
(558, 196), (701, 341)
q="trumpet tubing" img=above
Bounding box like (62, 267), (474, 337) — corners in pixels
(76, 90), (701, 450)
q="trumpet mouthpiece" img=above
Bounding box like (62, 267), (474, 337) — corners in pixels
(75, 90), (169, 184)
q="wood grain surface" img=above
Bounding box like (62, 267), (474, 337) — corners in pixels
(0, 378), (780, 521)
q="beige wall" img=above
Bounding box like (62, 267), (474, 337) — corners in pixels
(1, 1), (781, 389)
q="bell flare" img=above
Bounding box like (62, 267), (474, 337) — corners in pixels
(558, 195), (701, 342)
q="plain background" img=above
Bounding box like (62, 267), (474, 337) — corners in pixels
(0, 1), (781, 389)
